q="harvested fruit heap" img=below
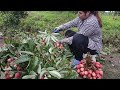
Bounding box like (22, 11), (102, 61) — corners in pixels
(76, 56), (103, 79)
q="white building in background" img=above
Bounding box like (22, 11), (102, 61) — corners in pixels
(105, 11), (110, 13)
(104, 11), (115, 15)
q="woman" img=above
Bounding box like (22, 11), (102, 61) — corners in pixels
(53, 11), (103, 67)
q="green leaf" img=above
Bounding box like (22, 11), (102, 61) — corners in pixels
(51, 36), (58, 42)
(60, 71), (69, 74)
(18, 45), (24, 51)
(48, 74), (51, 78)
(56, 60), (61, 67)
(9, 71), (15, 75)
(19, 51), (34, 55)
(14, 55), (30, 64)
(52, 36), (58, 42)
(47, 67), (55, 71)
(46, 35), (50, 46)
(97, 58), (105, 64)
(57, 67), (64, 72)
(49, 47), (53, 54)
(38, 31), (46, 34)
(27, 40), (35, 51)
(29, 71), (37, 75)
(0, 71), (5, 79)
(49, 70), (62, 79)
(8, 47), (16, 55)
(41, 68), (46, 71)
(3, 67), (12, 71)
(37, 64), (41, 74)
(60, 74), (64, 78)
(28, 56), (39, 71)
(100, 51), (107, 55)
(32, 56), (39, 70)
(0, 46), (8, 52)
(40, 70), (48, 78)
(52, 33), (60, 36)
(22, 75), (36, 79)
(0, 54), (11, 60)
(22, 39), (27, 43)
(51, 55), (54, 60)
(62, 55), (67, 61)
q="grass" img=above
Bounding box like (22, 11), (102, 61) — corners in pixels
(0, 11), (120, 49)
(102, 15), (120, 30)
(20, 11), (76, 32)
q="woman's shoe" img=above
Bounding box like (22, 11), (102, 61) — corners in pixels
(71, 58), (80, 69)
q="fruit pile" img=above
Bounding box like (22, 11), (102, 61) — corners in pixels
(76, 56), (103, 79)
(3, 57), (22, 79)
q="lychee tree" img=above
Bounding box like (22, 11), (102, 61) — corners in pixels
(0, 30), (78, 79)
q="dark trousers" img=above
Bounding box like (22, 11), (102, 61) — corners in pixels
(65, 30), (97, 61)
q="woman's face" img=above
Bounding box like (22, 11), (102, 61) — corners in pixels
(78, 11), (90, 20)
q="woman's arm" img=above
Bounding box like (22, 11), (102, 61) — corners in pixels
(60, 24), (95, 45)
(60, 36), (73, 45)
(58, 17), (80, 30)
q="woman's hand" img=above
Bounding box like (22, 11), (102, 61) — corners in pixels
(54, 41), (64, 49)
(53, 27), (62, 33)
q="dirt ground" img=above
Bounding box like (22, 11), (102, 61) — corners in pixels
(103, 53), (120, 79)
